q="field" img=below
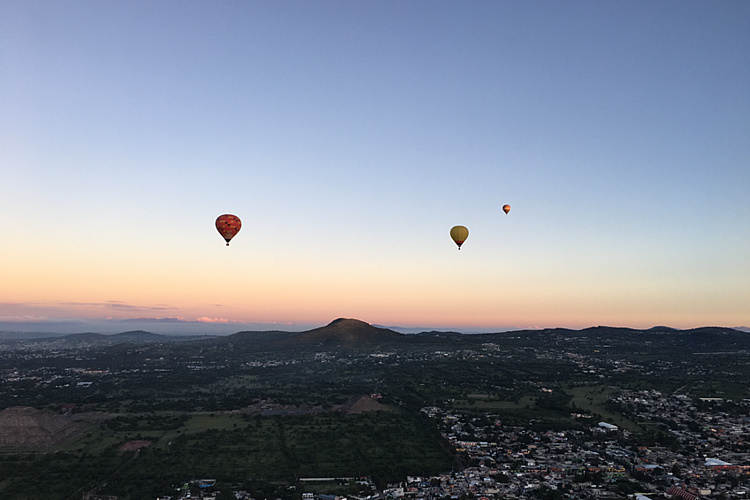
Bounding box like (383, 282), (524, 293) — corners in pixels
(566, 385), (640, 432)
(0, 406), (456, 499)
(1, 323), (749, 499)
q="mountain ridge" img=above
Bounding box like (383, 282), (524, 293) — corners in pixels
(0, 319), (747, 349)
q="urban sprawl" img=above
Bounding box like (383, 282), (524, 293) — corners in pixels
(156, 390), (750, 500)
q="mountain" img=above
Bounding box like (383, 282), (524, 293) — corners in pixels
(2, 319), (747, 353)
(283, 318), (403, 347)
(222, 320), (746, 354)
(62, 331), (165, 343)
(110, 330), (169, 342)
(223, 329), (298, 344)
(212, 319), (404, 354)
(0, 330), (211, 346)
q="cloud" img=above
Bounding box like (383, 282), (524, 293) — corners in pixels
(0, 302), (316, 335)
(0, 302), (190, 334)
(0, 301), (178, 321)
(118, 317), (190, 323)
(60, 301), (177, 312)
(117, 317), (233, 325)
(195, 317), (230, 324)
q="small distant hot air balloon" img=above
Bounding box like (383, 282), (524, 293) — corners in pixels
(216, 214), (241, 246)
(450, 225), (469, 250)
(502, 204), (511, 215)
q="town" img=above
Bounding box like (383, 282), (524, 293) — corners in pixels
(417, 390), (750, 500)
(1, 323), (749, 500)
(150, 390), (750, 500)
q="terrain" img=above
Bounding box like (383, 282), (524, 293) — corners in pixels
(0, 319), (748, 499)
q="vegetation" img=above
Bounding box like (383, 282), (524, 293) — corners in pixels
(0, 321), (748, 498)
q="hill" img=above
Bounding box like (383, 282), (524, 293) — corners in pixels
(63, 330), (166, 343)
(2, 319), (747, 355)
(283, 318), (403, 347)
(221, 318), (404, 353)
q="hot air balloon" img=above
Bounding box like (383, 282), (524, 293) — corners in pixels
(216, 214), (241, 246)
(450, 225), (469, 250)
(502, 204), (511, 215)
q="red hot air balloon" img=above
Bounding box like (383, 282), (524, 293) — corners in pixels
(502, 204), (511, 215)
(216, 214), (241, 246)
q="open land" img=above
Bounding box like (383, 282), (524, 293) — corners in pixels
(0, 319), (748, 499)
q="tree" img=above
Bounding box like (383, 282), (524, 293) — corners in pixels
(671, 464), (682, 478)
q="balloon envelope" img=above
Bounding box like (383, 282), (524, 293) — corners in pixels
(450, 225), (469, 250)
(216, 214), (241, 245)
(503, 204), (511, 214)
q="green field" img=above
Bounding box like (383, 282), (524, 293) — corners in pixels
(0, 407), (456, 500)
(566, 385), (640, 432)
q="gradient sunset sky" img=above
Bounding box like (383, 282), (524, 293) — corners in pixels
(2, 1), (748, 334)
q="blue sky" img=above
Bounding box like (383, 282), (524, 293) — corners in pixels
(1, 1), (748, 334)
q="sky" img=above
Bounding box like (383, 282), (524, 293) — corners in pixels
(1, 1), (749, 335)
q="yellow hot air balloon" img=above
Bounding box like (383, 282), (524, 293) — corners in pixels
(502, 204), (511, 215)
(450, 225), (469, 250)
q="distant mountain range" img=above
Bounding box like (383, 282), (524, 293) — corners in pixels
(2, 318), (748, 354)
(0, 329), (210, 343)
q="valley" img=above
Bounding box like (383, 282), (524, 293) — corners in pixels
(0, 319), (748, 499)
